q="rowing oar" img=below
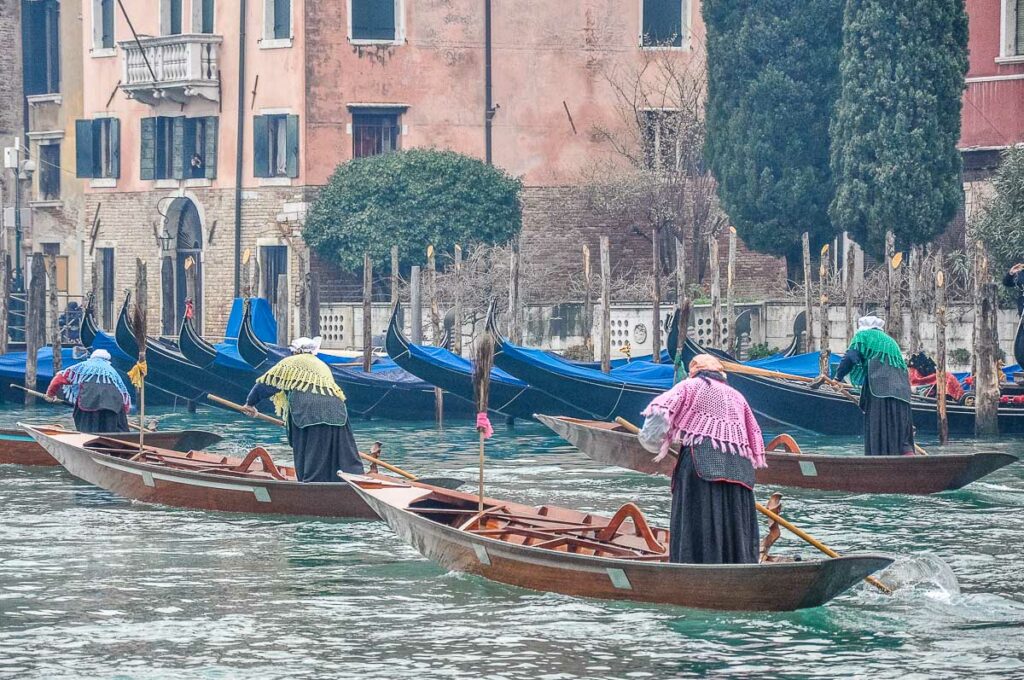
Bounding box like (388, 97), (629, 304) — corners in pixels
(614, 416), (892, 594)
(205, 393), (461, 488)
(11, 383), (153, 432)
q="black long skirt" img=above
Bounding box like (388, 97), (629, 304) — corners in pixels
(669, 453), (759, 564)
(863, 392), (916, 456)
(287, 420), (364, 483)
(73, 407), (129, 434)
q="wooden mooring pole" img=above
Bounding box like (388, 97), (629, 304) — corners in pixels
(802, 232), (813, 353)
(600, 236), (610, 373)
(975, 281), (1000, 436)
(726, 226), (736, 354)
(410, 265), (422, 344)
(427, 245), (443, 427)
(453, 244), (463, 356)
(582, 244), (593, 355)
(709, 234), (721, 349)
(652, 226), (662, 363)
(24, 254), (45, 404)
(934, 253), (948, 444)
(362, 253), (372, 373)
(46, 254), (61, 375)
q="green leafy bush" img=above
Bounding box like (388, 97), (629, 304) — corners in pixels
(746, 342), (780, 360)
(304, 149), (523, 271)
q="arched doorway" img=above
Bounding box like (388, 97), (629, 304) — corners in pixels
(163, 197), (203, 334)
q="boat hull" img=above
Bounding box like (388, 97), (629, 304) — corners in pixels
(347, 477), (893, 611)
(537, 415), (1020, 494)
(24, 427), (377, 518)
(0, 427), (224, 466)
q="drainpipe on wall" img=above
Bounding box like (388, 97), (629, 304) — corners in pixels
(233, 0), (248, 297)
(484, 0), (493, 164)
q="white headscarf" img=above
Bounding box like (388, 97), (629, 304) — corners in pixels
(289, 336), (322, 355)
(90, 349), (112, 361)
(857, 315), (885, 331)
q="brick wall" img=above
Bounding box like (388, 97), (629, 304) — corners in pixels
(0, 0), (22, 143)
(83, 186), (313, 337)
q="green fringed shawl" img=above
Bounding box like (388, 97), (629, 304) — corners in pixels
(847, 328), (906, 385)
(257, 354), (345, 419)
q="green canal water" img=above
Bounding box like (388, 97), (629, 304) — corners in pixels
(1, 404), (1023, 678)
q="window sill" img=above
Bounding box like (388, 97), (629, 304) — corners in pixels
(154, 179), (180, 189)
(995, 55), (1024, 65)
(349, 38), (402, 47)
(639, 43), (690, 51)
(257, 177), (293, 186)
(90, 47), (117, 58)
(29, 200), (63, 208)
(184, 178), (213, 188)
(259, 37), (293, 50)
(89, 178), (118, 188)
(27, 94), (62, 105)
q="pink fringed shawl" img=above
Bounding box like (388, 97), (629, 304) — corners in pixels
(642, 376), (766, 468)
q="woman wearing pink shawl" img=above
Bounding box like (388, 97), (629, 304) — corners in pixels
(639, 354), (766, 564)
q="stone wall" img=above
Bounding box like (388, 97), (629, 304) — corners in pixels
(83, 187), (312, 337)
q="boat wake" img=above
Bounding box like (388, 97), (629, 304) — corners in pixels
(878, 553), (960, 601)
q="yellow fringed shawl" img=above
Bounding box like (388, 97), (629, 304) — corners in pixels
(257, 354), (346, 417)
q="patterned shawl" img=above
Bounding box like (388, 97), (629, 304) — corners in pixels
(642, 375), (766, 468)
(58, 357), (131, 411)
(256, 353), (345, 418)
(847, 328), (906, 386)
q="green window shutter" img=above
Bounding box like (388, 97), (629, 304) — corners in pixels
(285, 114), (299, 178)
(253, 115), (269, 177)
(181, 118), (196, 177)
(101, 0), (114, 47)
(109, 118), (121, 178)
(642, 0), (683, 47)
(172, 117), (186, 179)
(202, 0), (214, 33)
(75, 119), (94, 178)
(140, 117), (156, 180)
(1017, 0), (1024, 56)
(204, 116), (218, 179)
(352, 0), (396, 41)
(274, 0), (290, 39)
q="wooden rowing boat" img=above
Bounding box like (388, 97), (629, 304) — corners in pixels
(537, 415), (1020, 495)
(21, 424), (378, 518)
(342, 473), (893, 611)
(0, 426), (223, 467)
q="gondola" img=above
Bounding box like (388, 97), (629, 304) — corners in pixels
(488, 316), (670, 425)
(679, 336), (1024, 435)
(81, 303), (185, 405)
(385, 304), (595, 421)
(115, 293), (251, 404)
(23, 424), (380, 518)
(0, 426), (223, 466)
(666, 308), (804, 363)
(237, 300), (476, 420)
(537, 415), (1019, 494)
(178, 312), (262, 401)
(342, 473), (894, 611)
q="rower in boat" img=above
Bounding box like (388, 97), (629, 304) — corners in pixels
(908, 351), (964, 402)
(833, 316), (916, 456)
(1002, 263), (1024, 315)
(45, 349), (131, 433)
(638, 354), (765, 565)
(242, 336), (364, 482)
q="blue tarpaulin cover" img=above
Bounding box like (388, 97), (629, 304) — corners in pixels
(0, 347), (83, 383)
(409, 343), (527, 385)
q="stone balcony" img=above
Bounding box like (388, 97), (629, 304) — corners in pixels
(120, 34), (222, 105)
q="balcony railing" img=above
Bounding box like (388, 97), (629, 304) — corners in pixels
(120, 34), (222, 105)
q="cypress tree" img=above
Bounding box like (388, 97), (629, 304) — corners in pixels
(704, 0), (843, 279)
(829, 0), (968, 257)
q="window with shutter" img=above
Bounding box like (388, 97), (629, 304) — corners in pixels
(108, 118), (121, 179)
(23, 0), (61, 94)
(171, 117), (186, 179)
(352, 0), (396, 42)
(1017, 0), (1024, 55)
(273, 0), (291, 39)
(641, 0), (685, 48)
(285, 115), (299, 178)
(140, 117), (156, 180)
(100, 0), (115, 48)
(76, 120), (95, 178)
(203, 117), (218, 179)
(253, 115), (270, 178)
